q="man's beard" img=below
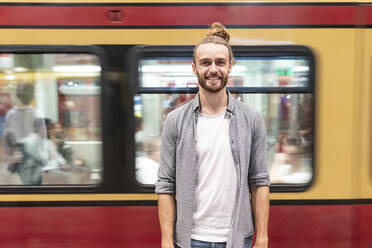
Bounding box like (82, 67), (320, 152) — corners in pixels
(197, 72), (229, 93)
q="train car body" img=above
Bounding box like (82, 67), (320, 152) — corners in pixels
(0, 1), (372, 247)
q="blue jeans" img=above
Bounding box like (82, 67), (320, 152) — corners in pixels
(190, 236), (253, 248)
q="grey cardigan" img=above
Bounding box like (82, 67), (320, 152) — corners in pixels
(155, 92), (270, 248)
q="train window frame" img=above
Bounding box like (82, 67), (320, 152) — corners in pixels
(0, 45), (111, 194)
(128, 45), (316, 193)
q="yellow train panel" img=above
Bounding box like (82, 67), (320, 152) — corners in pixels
(0, 26), (361, 200)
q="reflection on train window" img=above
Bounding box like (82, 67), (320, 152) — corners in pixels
(0, 53), (102, 185)
(135, 56), (313, 186)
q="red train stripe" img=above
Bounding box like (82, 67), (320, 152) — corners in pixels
(0, 5), (363, 27)
(1, 204), (372, 247)
(364, 6), (372, 25)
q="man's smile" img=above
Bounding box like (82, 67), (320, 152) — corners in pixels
(205, 76), (222, 81)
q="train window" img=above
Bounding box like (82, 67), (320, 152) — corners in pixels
(139, 58), (309, 88)
(0, 50), (103, 186)
(131, 46), (315, 191)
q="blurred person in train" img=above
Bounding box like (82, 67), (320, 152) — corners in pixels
(5, 118), (48, 185)
(0, 136), (22, 184)
(43, 119), (90, 184)
(135, 116), (147, 157)
(136, 137), (161, 184)
(270, 133), (312, 184)
(50, 121), (88, 170)
(43, 119), (71, 172)
(45, 119), (88, 169)
(156, 22), (270, 248)
(3, 83), (48, 185)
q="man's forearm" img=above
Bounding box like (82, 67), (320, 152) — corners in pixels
(158, 193), (176, 248)
(251, 185), (269, 246)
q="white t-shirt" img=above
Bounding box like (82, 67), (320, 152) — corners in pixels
(191, 111), (237, 242)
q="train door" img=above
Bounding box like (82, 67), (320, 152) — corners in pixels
(127, 44), (316, 247)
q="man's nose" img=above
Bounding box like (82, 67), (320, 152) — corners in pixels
(209, 63), (217, 73)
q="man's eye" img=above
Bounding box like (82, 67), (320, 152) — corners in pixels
(217, 61), (226, 65)
(201, 61), (209, 65)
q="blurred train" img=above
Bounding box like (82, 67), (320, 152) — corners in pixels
(0, 0), (371, 247)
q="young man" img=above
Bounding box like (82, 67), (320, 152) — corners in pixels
(156, 23), (270, 248)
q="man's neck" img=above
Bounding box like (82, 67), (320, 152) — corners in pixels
(199, 87), (228, 115)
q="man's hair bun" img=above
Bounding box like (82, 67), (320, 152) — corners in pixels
(207, 22), (230, 43)
(193, 22), (234, 63)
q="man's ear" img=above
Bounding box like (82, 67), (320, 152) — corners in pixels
(228, 60), (233, 74)
(192, 62), (197, 75)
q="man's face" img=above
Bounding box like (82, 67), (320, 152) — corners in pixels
(52, 123), (64, 140)
(192, 43), (232, 93)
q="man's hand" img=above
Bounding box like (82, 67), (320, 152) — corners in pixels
(253, 236), (268, 248)
(161, 239), (175, 248)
